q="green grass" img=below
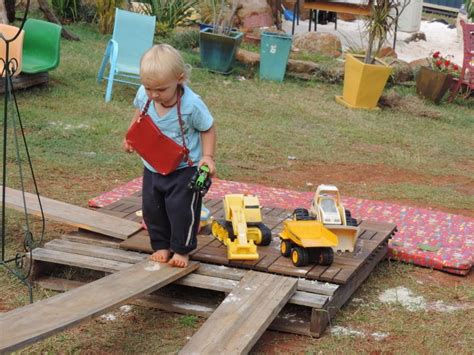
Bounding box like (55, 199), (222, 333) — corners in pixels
(0, 20), (473, 354)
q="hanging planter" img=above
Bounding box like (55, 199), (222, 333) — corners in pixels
(416, 66), (453, 104)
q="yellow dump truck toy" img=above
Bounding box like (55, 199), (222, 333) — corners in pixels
(211, 194), (272, 260)
(279, 208), (338, 267)
(309, 184), (360, 252)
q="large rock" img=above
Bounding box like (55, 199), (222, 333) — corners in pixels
(382, 58), (413, 83)
(235, 0), (274, 31)
(409, 57), (430, 71)
(377, 46), (397, 59)
(293, 32), (342, 58)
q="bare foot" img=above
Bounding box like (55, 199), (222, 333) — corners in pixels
(150, 249), (171, 263)
(168, 253), (189, 268)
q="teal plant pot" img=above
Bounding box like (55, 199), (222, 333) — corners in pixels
(199, 27), (243, 74)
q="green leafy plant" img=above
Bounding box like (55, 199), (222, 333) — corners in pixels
(96, 0), (124, 34)
(209, 0), (239, 35)
(135, 0), (199, 36)
(363, 0), (410, 64)
(465, 0), (474, 21)
(157, 29), (200, 50)
(52, 0), (79, 22)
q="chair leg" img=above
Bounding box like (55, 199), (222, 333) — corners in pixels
(308, 9), (312, 32)
(97, 41), (112, 83)
(105, 63), (116, 103)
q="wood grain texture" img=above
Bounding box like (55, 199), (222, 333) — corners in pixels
(1, 187), (142, 240)
(179, 271), (297, 355)
(0, 261), (199, 353)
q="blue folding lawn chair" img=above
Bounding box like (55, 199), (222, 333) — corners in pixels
(97, 8), (156, 102)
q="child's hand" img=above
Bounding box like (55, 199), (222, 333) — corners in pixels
(122, 137), (134, 153)
(199, 156), (216, 177)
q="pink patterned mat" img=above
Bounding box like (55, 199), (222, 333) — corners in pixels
(89, 178), (473, 276)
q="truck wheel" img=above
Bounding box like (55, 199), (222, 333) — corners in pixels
(318, 247), (334, 266)
(280, 239), (292, 257)
(291, 246), (309, 267)
(294, 208), (310, 220)
(256, 223), (272, 246)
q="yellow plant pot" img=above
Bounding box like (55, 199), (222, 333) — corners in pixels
(336, 53), (392, 110)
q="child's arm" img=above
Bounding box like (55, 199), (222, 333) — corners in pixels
(122, 109), (141, 153)
(199, 124), (216, 176)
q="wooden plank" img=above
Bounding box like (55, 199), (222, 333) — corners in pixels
(1, 187), (142, 240)
(35, 276), (314, 337)
(267, 256), (313, 278)
(0, 72), (48, 93)
(195, 263), (247, 281)
(120, 231), (153, 252)
(303, 0), (372, 15)
(45, 239), (147, 264)
(175, 273), (238, 293)
(32, 248), (133, 273)
(61, 231), (121, 249)
(0, 260), (199, 353)
(179, 271), (297, 354)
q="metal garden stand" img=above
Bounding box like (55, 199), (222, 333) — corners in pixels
(1, 0), (45, 303)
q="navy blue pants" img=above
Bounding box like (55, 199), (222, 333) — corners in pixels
(142, 166), (202, 255)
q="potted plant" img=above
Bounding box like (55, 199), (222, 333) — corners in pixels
(199, 0), (243, 74)
(416, 51), (461, 104)
(336, 0), (409, 109)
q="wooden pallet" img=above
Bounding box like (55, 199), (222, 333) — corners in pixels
(102, 195), (396, 285)
(31, 224), (389, 338)
(18, 189), (394, 341)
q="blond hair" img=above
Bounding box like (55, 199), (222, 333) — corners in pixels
(140, 44), (191, 83)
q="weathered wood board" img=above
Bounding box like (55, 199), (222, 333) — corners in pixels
(0, 72), (49, 93)
(179, 271), (297, 354)
(0, 186), (142, 240)
(0, 260), (198, 353)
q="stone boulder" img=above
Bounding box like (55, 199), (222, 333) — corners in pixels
(408, 57), (431, 71)
(235, 0), (274, 31)
(377, 46), (397, 59)
(382, 58), (413, 83)
(293, 32), (342, 58)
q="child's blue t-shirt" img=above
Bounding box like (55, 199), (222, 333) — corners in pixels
(133, 85), (214, 173)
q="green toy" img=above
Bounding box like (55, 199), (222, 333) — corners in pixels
(188, 165), (212, 194)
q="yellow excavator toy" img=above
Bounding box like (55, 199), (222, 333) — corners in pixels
(211, 194), (272, 260)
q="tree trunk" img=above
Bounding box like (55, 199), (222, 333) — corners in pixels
(37, 0), (80, 41)
(0, 0), (9, 24)
(5, 0), (14, 22)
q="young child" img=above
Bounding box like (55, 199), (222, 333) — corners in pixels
(123, 44), (216, 268)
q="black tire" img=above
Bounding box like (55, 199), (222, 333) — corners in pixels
(256, 223), (272, 246)
(294, 208), (310, 221)
(280, 239), (292, 257)
(291, 246), (310, 267)
(224, 221), (235, 241)
(318, 247), (334, 266)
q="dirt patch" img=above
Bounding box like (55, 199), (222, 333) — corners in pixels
(231, 161), (474, 218)
(410, 267), (474, 289)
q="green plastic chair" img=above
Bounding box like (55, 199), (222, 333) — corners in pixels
(22, 19), (62, 74)
(97, 9), (156, 102)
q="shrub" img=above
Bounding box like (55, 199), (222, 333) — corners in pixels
(136, 0), (199, 36)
